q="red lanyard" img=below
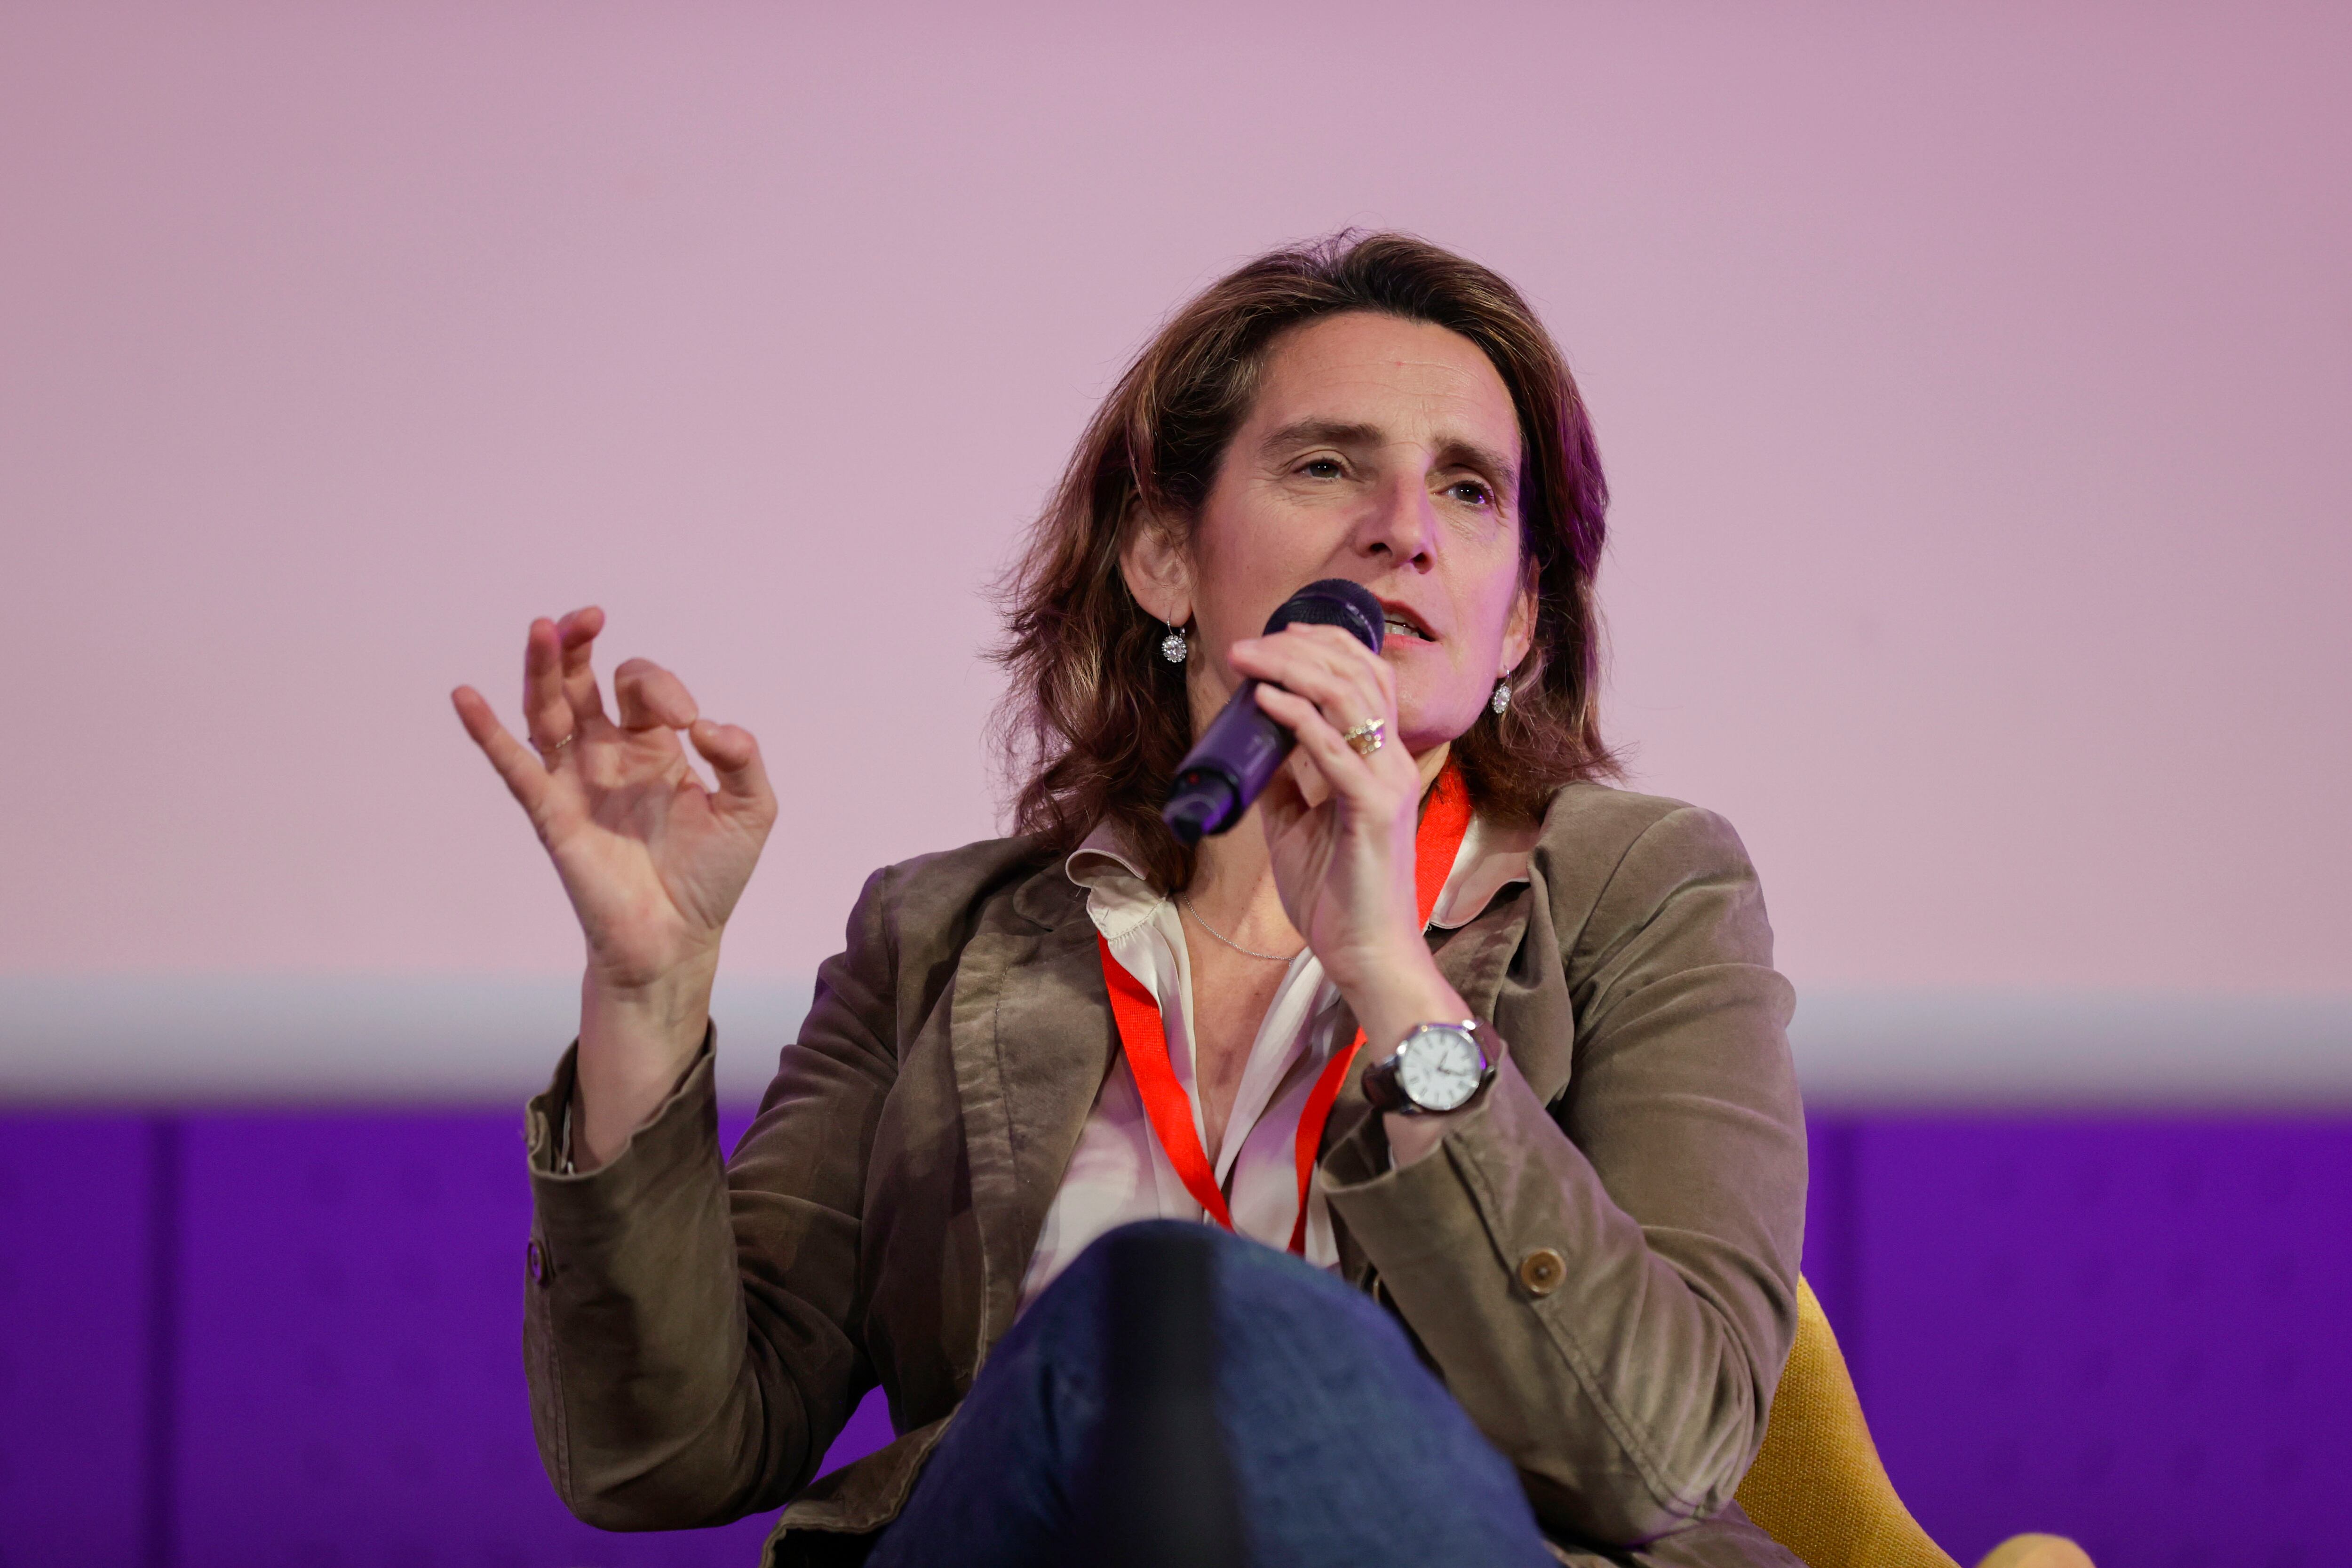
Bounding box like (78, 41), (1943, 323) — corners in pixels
(1097, 762), (1473, 1255)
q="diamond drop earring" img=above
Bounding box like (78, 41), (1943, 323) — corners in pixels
(1160, 622), (1189, 664)
(1490, 678), (1511, 716)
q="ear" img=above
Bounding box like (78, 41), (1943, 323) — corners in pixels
(1499, 564), (1538, 676)
(1119, 509), (1194, 628)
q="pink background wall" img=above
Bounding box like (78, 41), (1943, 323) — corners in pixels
(4, 1), (2346, 996)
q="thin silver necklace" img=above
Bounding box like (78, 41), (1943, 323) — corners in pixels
(1178, 894), (1303, 963)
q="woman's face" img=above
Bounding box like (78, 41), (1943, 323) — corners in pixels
(1138, 310), (1537, 756)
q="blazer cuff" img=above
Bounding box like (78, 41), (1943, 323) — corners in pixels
(517, 1027), (744, 1523)
(524, 1026), (719, 1186)
(1320, 1063), (1510, 1268)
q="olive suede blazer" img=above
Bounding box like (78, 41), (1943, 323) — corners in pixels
(520, 782), (1809, 1567)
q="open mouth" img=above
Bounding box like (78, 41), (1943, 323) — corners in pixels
(1380, 604), (1436, 643)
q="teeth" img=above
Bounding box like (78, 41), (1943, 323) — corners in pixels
(1384, 616), (1429, 640)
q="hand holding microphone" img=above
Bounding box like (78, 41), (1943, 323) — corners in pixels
(1162, 579), (1390, 843)
(1167, 579), (1462, 1037)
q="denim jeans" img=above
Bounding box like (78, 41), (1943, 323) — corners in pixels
(866, 1219), (1556, 1568)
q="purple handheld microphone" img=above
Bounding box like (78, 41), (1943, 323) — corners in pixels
(1160, 578), (1387, 844)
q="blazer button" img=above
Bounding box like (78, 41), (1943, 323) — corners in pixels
(1518, 1247), (1566, 1297)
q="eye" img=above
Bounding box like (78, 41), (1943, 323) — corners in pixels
(1296, 457), (1345, 479)
(1447, 478), (1494, 507)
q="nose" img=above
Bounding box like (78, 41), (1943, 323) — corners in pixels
(1353, 470), (1433, 570)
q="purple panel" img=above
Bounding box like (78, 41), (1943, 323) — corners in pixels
(17, 1098), (2345, 1568)
(1853, 1119), (2352, 1568)
(822, 1389), (893, 1480)
(174, 1112), (886, 1568)
(0, 1114), (158, 1568)
(1800, 1115), (1862, 1347)
(716, 1105), (761, 1162)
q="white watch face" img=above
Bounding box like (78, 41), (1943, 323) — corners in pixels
(1397, 1027), (1485, 1112)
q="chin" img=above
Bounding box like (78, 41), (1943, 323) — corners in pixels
(1394, 696), (1481, 756)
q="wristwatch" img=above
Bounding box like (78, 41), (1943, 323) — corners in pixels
(1361, 1019), (1494, 1115)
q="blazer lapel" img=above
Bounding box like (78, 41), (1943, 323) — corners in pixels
(945, 865), (1115, 1358)
(1435, 885), (1534, 1023)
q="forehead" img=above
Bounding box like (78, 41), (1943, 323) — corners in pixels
(1247, 311), (1521, 461)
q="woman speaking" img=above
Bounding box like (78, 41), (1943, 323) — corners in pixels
(453, 233), (1806, 1567)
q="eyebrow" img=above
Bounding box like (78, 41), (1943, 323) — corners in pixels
(1259, 419), (1520, 506)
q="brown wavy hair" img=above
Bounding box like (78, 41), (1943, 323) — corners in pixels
(993, 231), (1617, 891)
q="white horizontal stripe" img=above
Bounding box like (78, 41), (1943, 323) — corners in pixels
(0, 976), (2347, 1107)
(0, 974), (810, 1106)
(1788, 988), (2352, 1108)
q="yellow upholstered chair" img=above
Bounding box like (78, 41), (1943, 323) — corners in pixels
(1736, 1278), (2094, 1568)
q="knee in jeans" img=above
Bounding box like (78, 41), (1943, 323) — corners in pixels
(1030, 1221), (1418, 1379)
(1003, 1219), (1209, 1362)
(1083, 1223), (1424, 1383)
(1025, 1220), (1198, 1322)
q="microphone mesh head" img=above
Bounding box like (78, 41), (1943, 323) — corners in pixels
(1261, 578), (1385, 652)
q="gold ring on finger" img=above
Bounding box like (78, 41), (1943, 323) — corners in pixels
(1342, 718), (1385, 757)
(535, 732), (576, 756)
